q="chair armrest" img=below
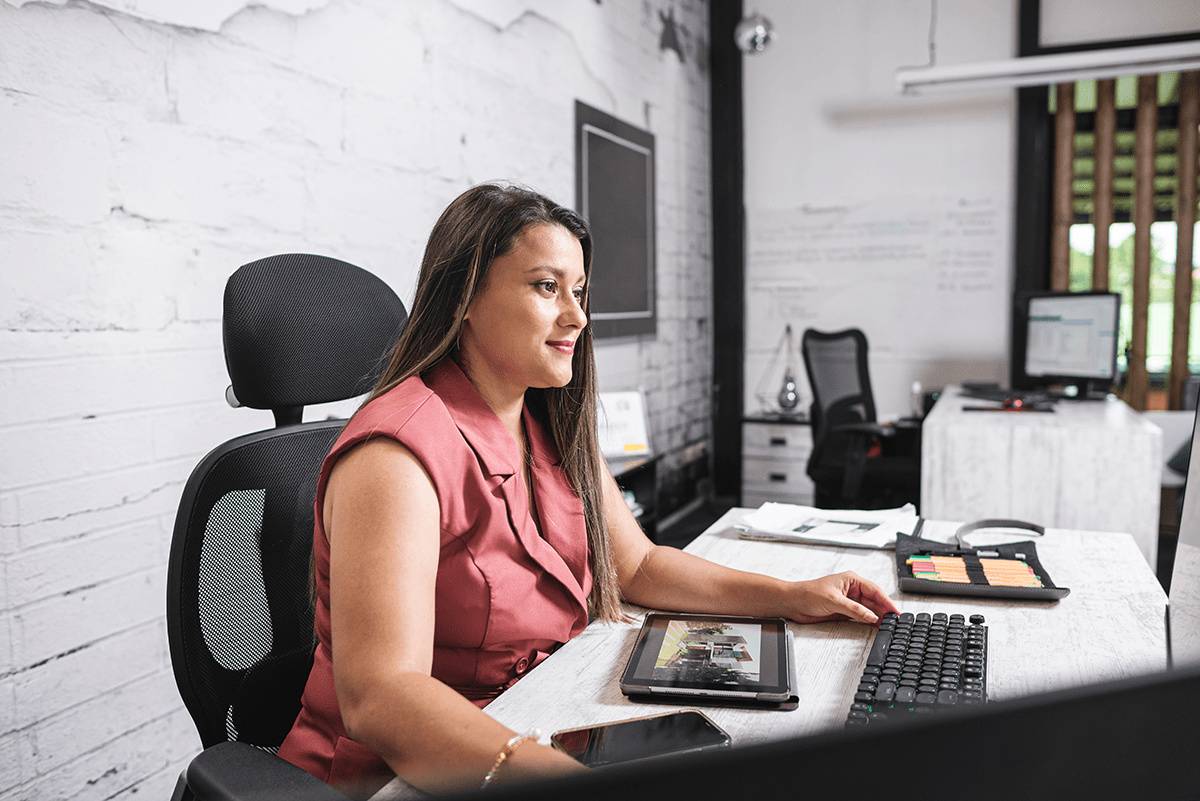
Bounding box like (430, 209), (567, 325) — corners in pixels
(828, 421), (895, 438)
(180, 741), (353, 801)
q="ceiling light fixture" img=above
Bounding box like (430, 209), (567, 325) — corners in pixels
(896, 39), (1200, 95)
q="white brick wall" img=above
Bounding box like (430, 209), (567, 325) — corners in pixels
(0, 0), (712, 796)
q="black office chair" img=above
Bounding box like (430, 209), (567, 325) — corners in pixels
(801, 328), (920, 510)
(167, 254), (407, 801)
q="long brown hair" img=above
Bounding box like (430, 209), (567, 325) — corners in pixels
(366, 183), (623, 622)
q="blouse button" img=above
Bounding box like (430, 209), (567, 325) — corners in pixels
(515, 658), (530, 674)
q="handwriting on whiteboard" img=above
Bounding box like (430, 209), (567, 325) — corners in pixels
(746, 196), (1005, 361)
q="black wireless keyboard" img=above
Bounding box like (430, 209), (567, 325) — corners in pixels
(845, 611), (987, 726)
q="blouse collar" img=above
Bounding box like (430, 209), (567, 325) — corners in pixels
(424, 358), (563, 479)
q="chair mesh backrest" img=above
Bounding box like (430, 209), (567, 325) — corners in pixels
(168, 422), (342, 750)
(801, 328), (876, 436)
(223, 254), (407, 411)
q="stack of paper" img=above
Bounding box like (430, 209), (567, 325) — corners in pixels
(736, 503), (920, 550)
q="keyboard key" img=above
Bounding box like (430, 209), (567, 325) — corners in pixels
(865, 629), (893, 667)
(895, 687), (917, 704)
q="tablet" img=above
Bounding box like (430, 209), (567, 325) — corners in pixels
(619, 613), (795, 703)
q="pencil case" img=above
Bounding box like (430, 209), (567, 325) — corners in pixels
(895, 519), (1070, 601)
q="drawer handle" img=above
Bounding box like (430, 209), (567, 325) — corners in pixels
(769, 437), (788, 446)
(768, 472), (788, 482)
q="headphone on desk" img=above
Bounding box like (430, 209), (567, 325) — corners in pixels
(953, 518), (1045, 550)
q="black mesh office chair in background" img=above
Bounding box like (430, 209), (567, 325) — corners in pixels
(167, 254), (407, 801)
(801, 328), (921, 510)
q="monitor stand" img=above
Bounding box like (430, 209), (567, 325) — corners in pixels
(1079, 379), (1113, 401)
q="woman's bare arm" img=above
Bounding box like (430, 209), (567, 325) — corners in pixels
(325, 439), (585, 792)
(602, 471), (898, 624)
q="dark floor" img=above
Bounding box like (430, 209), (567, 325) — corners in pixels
(656, 498), (735, 549)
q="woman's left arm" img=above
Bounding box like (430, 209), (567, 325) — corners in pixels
(604, 472), (899, 625)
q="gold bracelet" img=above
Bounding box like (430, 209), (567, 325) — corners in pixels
(481, 732), (537, 789)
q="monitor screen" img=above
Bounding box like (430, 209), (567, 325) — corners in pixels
(1012, 290), (1120, 397)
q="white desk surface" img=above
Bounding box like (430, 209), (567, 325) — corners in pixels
(481, 508), (1168, 750)
(921, 387), (1162, 567)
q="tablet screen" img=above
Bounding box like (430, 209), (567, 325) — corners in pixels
(621, 614), (791, 698)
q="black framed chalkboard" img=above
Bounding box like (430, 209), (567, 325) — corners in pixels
(575, 101), (656, 339)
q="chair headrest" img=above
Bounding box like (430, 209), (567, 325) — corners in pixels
(223, 254), (407, 412)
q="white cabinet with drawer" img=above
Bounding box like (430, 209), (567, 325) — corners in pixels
(741, 417), (815, 508)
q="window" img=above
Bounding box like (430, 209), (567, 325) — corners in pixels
(1050, 73), (1199, 409)
(1013, 0), (1200, 410)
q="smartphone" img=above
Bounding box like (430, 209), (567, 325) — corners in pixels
(550, 710), (731, 768)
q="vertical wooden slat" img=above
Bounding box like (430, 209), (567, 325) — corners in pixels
(1092, 78), (1116, 290)
(1170, 71), (1199, 410)
(1051, 82), (1076, 291)
(1127, 74), (1159, 411)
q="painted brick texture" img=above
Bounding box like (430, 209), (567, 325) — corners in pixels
(0, 0), (712, 797)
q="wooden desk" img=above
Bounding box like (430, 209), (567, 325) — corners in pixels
(920, 387), (1162, 567)
(478, 508), (1167, 750)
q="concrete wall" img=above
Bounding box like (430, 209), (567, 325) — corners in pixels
(0, 1), (712, 797)
(742, 0), (1018, 420)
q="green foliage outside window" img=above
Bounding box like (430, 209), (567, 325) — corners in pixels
(1068, 222), (1200, 376)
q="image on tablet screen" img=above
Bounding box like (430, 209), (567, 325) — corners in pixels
(652, 619), (763, 684)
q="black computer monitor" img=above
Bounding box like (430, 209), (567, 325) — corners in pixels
(473, 664), (1200, 800)
(1011, 290), (1120, 399)
(1169, 402), (1200, 669)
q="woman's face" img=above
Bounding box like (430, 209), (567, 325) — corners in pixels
(459, 223), (588, 401)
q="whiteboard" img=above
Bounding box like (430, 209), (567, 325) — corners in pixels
(744, 196), (1009, 415)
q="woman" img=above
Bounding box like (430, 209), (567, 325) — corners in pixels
(277, 183), (898, 797)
